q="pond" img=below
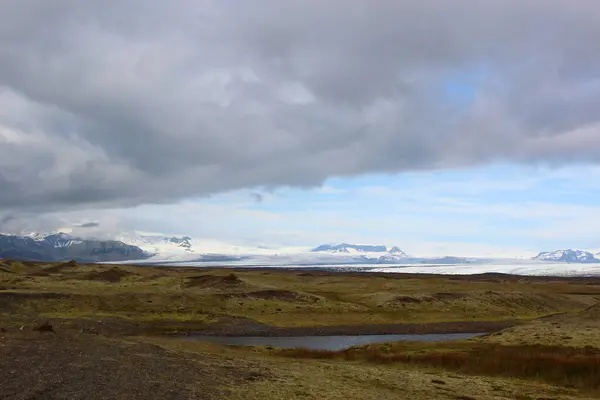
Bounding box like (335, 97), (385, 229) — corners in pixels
(184, 332), (485, 351)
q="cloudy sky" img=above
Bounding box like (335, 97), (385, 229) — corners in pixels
(1, 1), (600, 256)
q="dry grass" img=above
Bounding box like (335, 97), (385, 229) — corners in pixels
(480, 303), (600, 348)
(279, 343), (600, 393)
(4, 261), (600, 399)
(2, 261), (599, 328)
(146, 337), (590, 400)
(2, 261), (600, 336)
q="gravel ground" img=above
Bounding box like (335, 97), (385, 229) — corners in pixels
(0, 331), (264, 400)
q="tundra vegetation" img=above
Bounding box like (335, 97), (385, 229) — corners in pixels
(1, 259), (599, 399)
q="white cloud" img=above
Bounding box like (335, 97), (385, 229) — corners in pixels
(3, 164), (599, 257)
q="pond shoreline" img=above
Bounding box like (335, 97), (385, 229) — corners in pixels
(180, 332), (487, 351)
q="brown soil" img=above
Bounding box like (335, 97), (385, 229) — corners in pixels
(0, 332), (266, 400)
(392, 296), (425, 304)
(1, 316), (174, 337)
(432, 292), (468, 301)
(184, 273), (246, 289)
(222, 290), (320, 303)
(390, 292), (468, 305)
(27, 261), (80, 277)
(181, 316), (518, 337)
(78, 267), (134, 283)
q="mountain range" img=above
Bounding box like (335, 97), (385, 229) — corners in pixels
(0, 233), (150, 263)
(114, 233), (196, 255)
(312, 243), (390, 253)
(533, 249), (600, 263)
(0, 232), (599, 270)
(311, 243), (414, 264)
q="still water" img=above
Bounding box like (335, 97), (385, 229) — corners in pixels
(186, 332), (484, 351)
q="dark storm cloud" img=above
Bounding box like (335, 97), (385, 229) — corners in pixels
(1, 0), (600, 212)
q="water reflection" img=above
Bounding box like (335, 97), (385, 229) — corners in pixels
(185, 332), (485, 351)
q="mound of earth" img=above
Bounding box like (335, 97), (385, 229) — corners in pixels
(224, 290), (321, 303)
(46, 260), (78, 272)
(390, 292), (468, 306)
(391, 295), (426, 304)
(184, 273), (245, 289)
(80, 267), (135, 283)
(386, 291), (591, 318)
(29, 260), (80, 276)
(432, 292), (468, 301)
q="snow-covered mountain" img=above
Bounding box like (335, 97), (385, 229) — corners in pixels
(377, 246), (409, 262)
(533, 249), (599, 263)
(310, 243), (412, 264)
(30, 232), (83, 248)
(388, 246), (407, 256)
(5, 231), (600, 277)
(114, 233), (196, 257)
(169, 236), (192, 251)
(113, 232), (294, 262)
(312, 243), (388, 253)
(0, 232), (149, 262)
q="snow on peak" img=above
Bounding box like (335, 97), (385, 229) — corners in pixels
(377, 246), (409, 262)
(112, 232), (292, 262)
(533, 249), (599, 263)
(114, 232), (196, 257)
(169, 236), (193, 251)
(28, 232), (83, 248)
(388, 246), (408, 257)
(312, 243), (388, 253)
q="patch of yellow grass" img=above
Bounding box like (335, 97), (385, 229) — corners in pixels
(144, 337), (589, 400)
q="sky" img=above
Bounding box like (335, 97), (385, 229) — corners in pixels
(1, 1), (600, 257)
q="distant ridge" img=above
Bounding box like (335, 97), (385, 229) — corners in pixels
(0, 232), (150, 263)
(311, 243), (388, 253)
(533, 249), (599, 263)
